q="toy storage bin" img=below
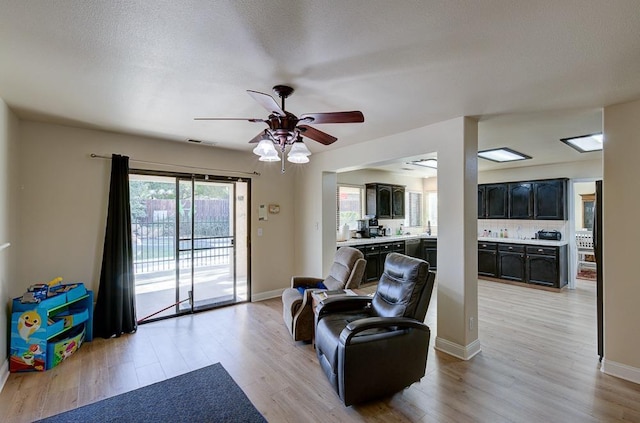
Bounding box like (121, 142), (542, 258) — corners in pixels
(46, 324), (86, 369)
(9, 285), (93, 372)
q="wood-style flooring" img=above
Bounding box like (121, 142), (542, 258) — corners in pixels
(2, 279), (640, 422)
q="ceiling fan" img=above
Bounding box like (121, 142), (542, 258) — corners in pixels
(195, 85), (364, 172)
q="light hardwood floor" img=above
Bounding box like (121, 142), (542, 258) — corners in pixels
(2, 279), (640, 422)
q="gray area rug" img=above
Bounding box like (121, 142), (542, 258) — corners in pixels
(35, 363), (266, 423)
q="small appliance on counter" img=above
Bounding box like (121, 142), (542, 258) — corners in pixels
(536, 230), (562, 241)
(367, 217), (379, 238)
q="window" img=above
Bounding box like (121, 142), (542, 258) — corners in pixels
(405, 191), (423, 227)
(337, 185), (364, 230)
(425, 191), (437, 229)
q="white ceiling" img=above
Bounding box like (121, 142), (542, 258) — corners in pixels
(1, 1), (639, 174)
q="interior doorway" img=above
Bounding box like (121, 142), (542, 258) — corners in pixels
(129, 171), (250, 323)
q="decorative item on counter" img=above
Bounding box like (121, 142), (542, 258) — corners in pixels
(427, 220), (432, 236)
(504, 228), (509, 238)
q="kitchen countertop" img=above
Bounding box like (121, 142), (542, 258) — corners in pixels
(338, 234), (567, 247)
(337, 234), (433, 247)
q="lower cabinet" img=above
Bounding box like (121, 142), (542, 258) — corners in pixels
(478, 242), (498, 277)
(358, 244), (381, 283)
(380, 241), (405, 267)
(498, 244), (526, 282)
(480, 242), (567, 289)
(422, 240), (437, 270)
(357, 240), (406, 283)
(526, 245), (567, 288)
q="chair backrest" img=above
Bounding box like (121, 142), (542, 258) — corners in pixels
(371, 253), (431, 319)
(576, 230), (594, 249)
(323, 247), (366, 290)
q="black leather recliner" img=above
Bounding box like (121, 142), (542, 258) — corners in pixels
(315, 252), (435, 406)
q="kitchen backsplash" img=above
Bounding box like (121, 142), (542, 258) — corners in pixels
(479, 219), (567, 240)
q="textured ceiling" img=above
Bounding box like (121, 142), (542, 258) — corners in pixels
(1, 1), (639, 172)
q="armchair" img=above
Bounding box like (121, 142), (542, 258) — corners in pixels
(282, 246), (366, 342)
(315, 252), (435, 406)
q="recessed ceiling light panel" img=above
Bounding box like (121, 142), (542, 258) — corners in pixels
(478, 148), (531, 162)
(408, 159), (438, 169)
(560, 133), (603, 153)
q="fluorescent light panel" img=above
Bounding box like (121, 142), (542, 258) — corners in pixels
(560, 133), (603, 153)
(478, 148), (531, 162)
(408, 159), (438, 169)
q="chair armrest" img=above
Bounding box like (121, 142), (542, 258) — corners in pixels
(316, 296), (372, 319)
(340, 317), (429, 345)
(291, 276), (323, 288)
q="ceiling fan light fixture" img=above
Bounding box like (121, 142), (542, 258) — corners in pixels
(287, 153), (310, 164)
(258, 148), (280, 162)
(288, 139), (311, 157)
(253, 138), (277, 156)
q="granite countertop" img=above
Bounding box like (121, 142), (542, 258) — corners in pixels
(477, 236), (568, 246)
(337, 234), (435, 247)
(338, 234), (567, 247)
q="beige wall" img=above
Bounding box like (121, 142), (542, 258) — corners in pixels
(0, 99), (20, 375)
(602, 98), (640, 382)
(17, 121), (296, 301)
(478, 159), (602, 184)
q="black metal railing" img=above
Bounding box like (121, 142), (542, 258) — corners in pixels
(132, 221), (232, 274)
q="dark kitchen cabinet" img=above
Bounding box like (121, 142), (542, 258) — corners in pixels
(478, 186), (487, 219)
(357, 240), (406, 283)
(478, 242), (498, 277)
(526, 245), (567, 288)
(358, 244), (381, 283)
(479, 178), (567, 221)
(392, 186), (405, 219)
(422, 239), (437, 270)
(485, 184), (509, 219)
(498, 244), (525, 282)
(366, 183), (405, 219)
(380, 241), (405, 268)
(533, 179), (567, 220)
(509, 182), (533, 219)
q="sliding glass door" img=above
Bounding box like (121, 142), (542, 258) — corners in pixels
(130, 172), (249, 323)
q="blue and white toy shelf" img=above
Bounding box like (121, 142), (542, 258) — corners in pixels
(10, 283), (93, 372)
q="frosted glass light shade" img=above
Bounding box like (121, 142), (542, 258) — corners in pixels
(287, 153), (310, 163)
(288, 141), (311, 157)
(253, 139), (277, 156)
(258, 148), (280, 161)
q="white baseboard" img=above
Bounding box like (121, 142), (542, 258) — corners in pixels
(601, 358), (640, 385)
(0, 359), (8, 393)
(251, 288), (284, 302)
(434, 336), (482, 360)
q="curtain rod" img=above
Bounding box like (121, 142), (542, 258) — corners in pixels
(90, 154), (260, 176)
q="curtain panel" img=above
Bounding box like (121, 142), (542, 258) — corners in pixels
(93, 154), (137, 338)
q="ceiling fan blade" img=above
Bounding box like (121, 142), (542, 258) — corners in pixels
(299, 111), (364, 124)
(194, 117), (265, 122)
(298, 125), (338, 145)
(247, 90), (285, 116)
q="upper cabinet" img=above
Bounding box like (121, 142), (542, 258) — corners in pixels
(392, 185), (405, 219)
(508, 182), (533, 219)
(478, 184), (508, 219)
(366, 183), (405, 219)
(479, 178), (567, 221)
(533, 179), (567, 220)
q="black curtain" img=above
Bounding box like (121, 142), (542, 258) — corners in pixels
(93, 154), (137, 338)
